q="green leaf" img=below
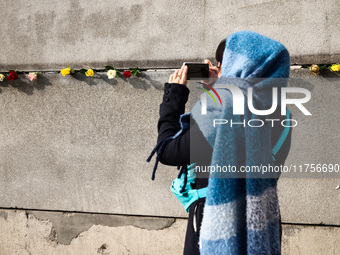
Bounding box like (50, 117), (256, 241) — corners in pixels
(105, 65), (114, 70)
(129, 67), (141, 76)
(79, 69), (87, 74)
(70, 68), (76, 74)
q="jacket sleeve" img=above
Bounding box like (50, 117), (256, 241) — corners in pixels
(157, 83), (212, 166)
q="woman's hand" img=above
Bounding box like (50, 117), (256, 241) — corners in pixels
(204, 59), (219, 79)
(169, 65), (188, 86)
(202, 59), (220, 85)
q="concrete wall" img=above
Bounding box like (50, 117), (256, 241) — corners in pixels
(1, 69), (340, 222)
(1, 0), (340, 72)
(1, 0), (339, 254)
(0, 209), (339, 255)
(1, 69), (339, 254)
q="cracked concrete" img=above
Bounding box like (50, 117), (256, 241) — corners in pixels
(0, 209), (339, 254)
(0, 209), (187, 255)
(28, 210), (176, 245)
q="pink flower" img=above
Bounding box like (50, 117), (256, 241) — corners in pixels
(28, 72), (38, 81)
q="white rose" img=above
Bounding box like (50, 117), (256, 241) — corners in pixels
(107, 69), (117, 79)
(0, 74), (5, 82)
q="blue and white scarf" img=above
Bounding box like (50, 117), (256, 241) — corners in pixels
(191, 31), (290, 254)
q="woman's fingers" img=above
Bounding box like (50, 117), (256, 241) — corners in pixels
(204, 59), (219, 81)
(169, 73), (174, 83)
(168, 66), (188, 86)
(180, 65), (188, 85)
(174, 69), (180, 82)
(209, 66), (219, 78)
(177, 68), (182, 80)
(169, 60), (217, 86)
(204, 59), (214, 68)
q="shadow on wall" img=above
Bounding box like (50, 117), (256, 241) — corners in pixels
(289, 68), (340, 93)
(0, 75), (52, 95)
(0, 71), (165, 95)
(1, 69), (338, 96)
(70, 71), (164, 90)
(125, 72), (164, 90)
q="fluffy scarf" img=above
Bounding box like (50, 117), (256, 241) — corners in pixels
(191, 31), (290, 254)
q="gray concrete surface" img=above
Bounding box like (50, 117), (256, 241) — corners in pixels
(0, 70), (186, 218)
(28, 210), (176, 245)
(1, 0), (340, 72)
(1, 1), (339, 253)
(282, 224), (340, 255)
(0, 209), (187, 255)
(0, 209), (339, 255)
(0, 69), (339, 226)
(277, 69), (340, 225)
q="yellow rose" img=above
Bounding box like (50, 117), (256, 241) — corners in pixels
(85, 69), (94, 77)
(309, 65), (319, 75)
(61, 67), (71, 76)
(331, 64), (340, 72)
(0, 74), (5, 82)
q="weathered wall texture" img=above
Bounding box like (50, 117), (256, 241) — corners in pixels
(0, 0), (340, 71)
(0, 210), (187, 255)
(1, 0), (339, 254)
(0, 69), (339, 254)
(0, 209), (339, 255)
(1, 69), (340, 222)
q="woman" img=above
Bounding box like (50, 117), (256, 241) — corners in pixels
(148, 31), (291, 255)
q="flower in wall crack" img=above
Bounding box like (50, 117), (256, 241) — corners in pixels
(330, 64), (340, 72)
(0, 73), (5, 82)
(105, 66), (119, 79)
(107, 69), (117, 79)
(60, 67), (75, 76)
(309, 65), (320, 75)
(8, 70), (18, 81)
(85, 68), (94, 77)
(79, 68), (95, 77)
(28, 72), (38, 81)
(123, 70), (131, 78)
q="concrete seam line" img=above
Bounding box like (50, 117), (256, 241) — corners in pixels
(281, 222), (340, 228)
(0, 66), (314, 74)
(0, 207), (187, 220)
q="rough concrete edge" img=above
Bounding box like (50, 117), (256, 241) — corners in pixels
(0, 58), (203, 73)
(2, 208), (340, 249)
(26, 210), (177, 245)
(1, 54), (339, 72)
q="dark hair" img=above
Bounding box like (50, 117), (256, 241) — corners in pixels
(215, 39), (226, 67)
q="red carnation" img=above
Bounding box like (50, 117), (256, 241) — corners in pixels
(8, 71), (18, 81)
(123, 70), (131, 78)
